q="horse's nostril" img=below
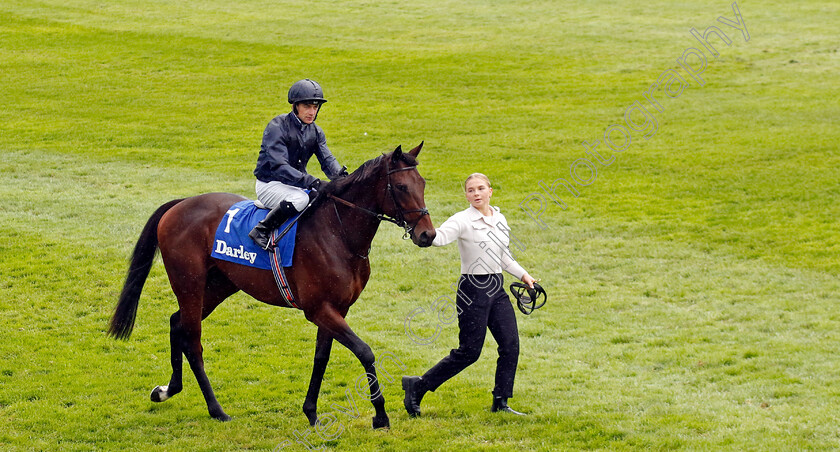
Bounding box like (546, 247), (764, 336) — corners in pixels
(416, 230), (434, 247)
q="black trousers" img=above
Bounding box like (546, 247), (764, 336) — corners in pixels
(422, 274), (520, 398)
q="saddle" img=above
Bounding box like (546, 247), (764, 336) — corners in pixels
(211, 200), (298, 269)
(211, 200), (300, 308)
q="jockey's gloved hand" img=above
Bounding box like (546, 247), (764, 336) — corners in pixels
(338, 166), (349, 178)
(308, 179), (325, 191)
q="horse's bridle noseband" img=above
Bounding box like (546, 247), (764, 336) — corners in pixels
(382, 162), (431, 239)
(328, 159), (430, 242)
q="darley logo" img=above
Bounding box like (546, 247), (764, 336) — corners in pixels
(214, 240), (258, 264)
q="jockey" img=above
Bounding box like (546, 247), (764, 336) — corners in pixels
(250, 79), (348, 250)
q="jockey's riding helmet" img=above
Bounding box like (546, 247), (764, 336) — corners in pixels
(288, 79), (327, 105)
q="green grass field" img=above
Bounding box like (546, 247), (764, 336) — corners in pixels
(1, 0), (839, 450)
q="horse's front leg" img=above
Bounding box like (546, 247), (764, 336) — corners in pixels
(314, 311), (389, 429)
(303, 327), (333, 426)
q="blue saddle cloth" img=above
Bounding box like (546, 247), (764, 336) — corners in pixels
(210, 200), (298, 270)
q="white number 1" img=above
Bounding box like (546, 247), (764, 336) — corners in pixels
(224, 208), (241, 233)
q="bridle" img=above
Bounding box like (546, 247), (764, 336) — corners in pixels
(328, 158), (431, 247)
(509, 282), (547, 315)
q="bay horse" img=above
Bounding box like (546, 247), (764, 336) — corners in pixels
(108, 143), (434, 429)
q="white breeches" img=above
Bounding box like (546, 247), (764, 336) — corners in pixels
(255, 180), (309, 211)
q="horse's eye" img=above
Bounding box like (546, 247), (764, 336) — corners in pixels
(396, 184), (409, 192)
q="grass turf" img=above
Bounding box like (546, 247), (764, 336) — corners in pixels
(1, 0), (839, 450)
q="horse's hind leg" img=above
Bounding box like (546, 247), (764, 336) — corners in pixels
(152, 269), (237, 410)
(161, 263), (236, 421)
(150, 311), (186, 403)
(181, 304), (231, 419)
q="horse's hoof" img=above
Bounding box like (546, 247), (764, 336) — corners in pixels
(211, 411), (232, 422)
(150, 386), (170, 403)
(372, 415), (390, 430)
(304, 409), (318, 426)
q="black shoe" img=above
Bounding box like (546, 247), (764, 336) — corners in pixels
(249, 201), (297, 250)
(402, 376), (426, 417)
(491, 396), (526, 415)
(248, 223), (274, 250)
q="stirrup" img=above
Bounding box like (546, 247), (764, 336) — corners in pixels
(249, 228), (275, 251)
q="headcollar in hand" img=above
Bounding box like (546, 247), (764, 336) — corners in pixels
(509, 282), (547, 315)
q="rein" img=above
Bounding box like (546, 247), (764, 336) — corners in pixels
(329, 195), (395, 225)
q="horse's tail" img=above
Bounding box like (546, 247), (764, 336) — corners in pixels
(108, 198), (185, 340)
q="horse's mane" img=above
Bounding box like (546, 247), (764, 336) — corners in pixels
(307, 150), (418, 211)
(335, 152), (417, 191)
(330, 154), (386, 194)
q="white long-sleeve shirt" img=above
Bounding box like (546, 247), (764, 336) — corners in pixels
(432, 205), (527, 279)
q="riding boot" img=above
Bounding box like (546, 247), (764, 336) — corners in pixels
(249, 201), (298, 250)
(402, 376), (427, 417)
(491, 396), (526, 415)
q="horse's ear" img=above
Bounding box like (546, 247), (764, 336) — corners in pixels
(392, 145), (403, 161)
(408, 141), (424, 158)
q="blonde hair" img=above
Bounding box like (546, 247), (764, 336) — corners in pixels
(464, 173), (491, 191)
